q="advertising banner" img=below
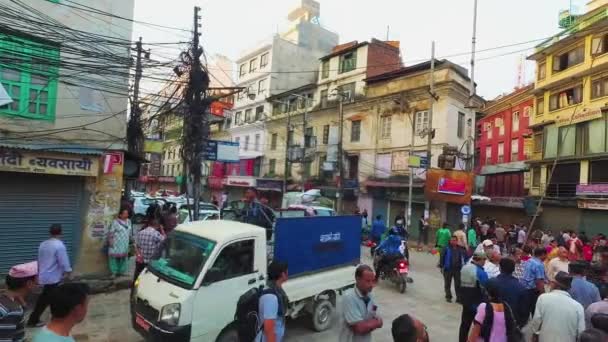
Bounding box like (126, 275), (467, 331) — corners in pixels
(425, 168), (474, 205)
(0, 148), (99, 177)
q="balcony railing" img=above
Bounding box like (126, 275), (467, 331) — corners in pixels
(545, 183), (577, 198)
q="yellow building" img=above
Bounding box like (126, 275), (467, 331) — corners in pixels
(527, 0), (608, 232)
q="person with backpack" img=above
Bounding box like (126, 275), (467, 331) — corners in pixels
(256, 261), (289, 342)
(467, 281), (522, 342)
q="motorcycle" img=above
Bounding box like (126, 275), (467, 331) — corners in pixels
(372, 240), (412, 293)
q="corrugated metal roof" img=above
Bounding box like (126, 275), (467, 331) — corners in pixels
(0, 142), (104, 155)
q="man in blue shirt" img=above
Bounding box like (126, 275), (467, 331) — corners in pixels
(28, 224), (72, 327)
(370, 215), (386, 245)
(439, 236), (467, 303)
(569, 261), (601, 310)
(257, 261), (289, 342)
(520, 247), (547, 323)
(488, 257), (527, 327)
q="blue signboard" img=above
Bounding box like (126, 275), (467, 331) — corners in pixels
(274, 216), (361, 277)
(419, 156), (429, 168)
(202, 140), (239, 163)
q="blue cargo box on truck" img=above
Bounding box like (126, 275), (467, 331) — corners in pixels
(273, 215), (361, 277)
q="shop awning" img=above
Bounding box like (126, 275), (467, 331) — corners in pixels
(0, 142), (105, 155)
(480, 161), (529, 175)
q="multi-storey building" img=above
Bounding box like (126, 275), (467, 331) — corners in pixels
(0, 0), (134, 274)
(474, 85), (534, 223)
(263, 39), (402, 211)
(527, 0), (608, 233)
(209, 0), (338, 202)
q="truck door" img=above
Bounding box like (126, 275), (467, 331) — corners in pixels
(191, 239), (261, 341)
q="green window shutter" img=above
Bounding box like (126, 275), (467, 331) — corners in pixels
(0, 33), (59, 121)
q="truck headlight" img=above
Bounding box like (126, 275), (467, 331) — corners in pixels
(160, 303), (181, 326)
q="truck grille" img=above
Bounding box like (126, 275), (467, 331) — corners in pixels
(135, 298), (159, 323)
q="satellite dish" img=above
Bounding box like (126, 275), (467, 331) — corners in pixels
(0, 84), (13, 107)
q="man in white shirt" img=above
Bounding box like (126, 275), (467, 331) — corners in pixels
(484, 250), (501, 279)
(517, 227), (527, 247)
(530, 271), (585, 342)
(547, 247), (570, 282)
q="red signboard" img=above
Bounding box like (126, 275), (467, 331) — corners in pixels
(210, 101), (233, 117)
(207, 176), (224, 190)
(438, 177), (467, 195)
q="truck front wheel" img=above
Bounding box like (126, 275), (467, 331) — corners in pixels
(311, 299), (334, 332)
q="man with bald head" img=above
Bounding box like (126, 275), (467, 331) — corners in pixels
(547, 246), (570, 282)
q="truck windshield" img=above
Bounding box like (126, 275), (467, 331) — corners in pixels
(148, 232), (215, 289)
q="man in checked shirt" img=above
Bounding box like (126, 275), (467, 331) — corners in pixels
(134, 218), (166, 282)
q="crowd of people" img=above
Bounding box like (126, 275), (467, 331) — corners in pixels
(435, 217), (608, 341)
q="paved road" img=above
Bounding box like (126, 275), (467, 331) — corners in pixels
(27, 248), (462, 341)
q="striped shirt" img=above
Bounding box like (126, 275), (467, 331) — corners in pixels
(0, 294), (25, 342)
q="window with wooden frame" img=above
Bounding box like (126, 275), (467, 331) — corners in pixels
(497, 142), (504, 163)
(323, 125), (330, 144)
(512, 111), (520, 132)
(239, 64), (247, 77)
(538, 61), (546, 80)
(0, 33), (59, 121)
(552, 45), (584, 73)
(549, 84), (583, 111)
(351, 120), (361, 142)
(339, 51), (357, 73)
(536, 97), (545, 116)
(534, 132), (543, 153)
(270, 133), (278, 150)
(592, 33), (608, 56)
(591, 75), (608, 99)
(249, 58), (257, 73)
(511, 138), (519, 162)
(485, 146), (492, 165)
(260, 53), (269, 68)
(381, 115), (391, 138)
(321, 60), (330, 78)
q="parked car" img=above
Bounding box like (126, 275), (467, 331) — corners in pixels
(133, 197), (167, 223)
(178, 203), (221, 224)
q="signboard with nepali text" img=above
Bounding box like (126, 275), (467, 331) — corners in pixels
(576, 183), (608, 196)
(0, 148), (99, 177)
(556, 108), (603, 127)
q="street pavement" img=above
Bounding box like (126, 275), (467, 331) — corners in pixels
(26, 248), (462, 341)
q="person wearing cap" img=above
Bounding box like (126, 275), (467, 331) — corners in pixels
(569, 261), (601, 310)
(474, 239), (501, 257)
(0, 261), (37, 342)
(530, 271), (585, 342)
(458, 251), (488, 342)
(28, 224), (72, 327)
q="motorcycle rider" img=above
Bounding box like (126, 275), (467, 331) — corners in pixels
(374, 229), (406, 282)
(391, 215), (408, 239)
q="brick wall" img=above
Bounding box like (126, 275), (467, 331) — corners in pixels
(366, 40), (402, 79)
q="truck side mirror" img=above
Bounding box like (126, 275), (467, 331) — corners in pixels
(202, 268), (223, 286)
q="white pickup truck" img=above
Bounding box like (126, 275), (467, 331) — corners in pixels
(131, 217), (360, 342)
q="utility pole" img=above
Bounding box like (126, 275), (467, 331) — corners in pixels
(283, 109), (291, 196)
(424, 41), (436, 222)
(336, 95), (345, 214)
(301, 96), (309, 194)
(126, 37), (144, 195)
(182, 6), (209, 221)
(467, 0), (479, 172)
(400, 92), (415, 232)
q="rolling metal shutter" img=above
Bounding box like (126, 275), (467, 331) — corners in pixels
(0, 172), (84, 275)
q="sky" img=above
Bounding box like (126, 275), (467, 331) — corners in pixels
(131, 0), (586, 100)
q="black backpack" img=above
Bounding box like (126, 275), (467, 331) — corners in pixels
(235, 286), (282, 342)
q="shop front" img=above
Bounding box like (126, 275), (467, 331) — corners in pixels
(137, 175), (179, 195)
(0, 147), (123, 276)
(256, 178), (284, 208)
(225, 176), (256, 202)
